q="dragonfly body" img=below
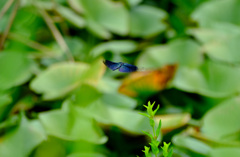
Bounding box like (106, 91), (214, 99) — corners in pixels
(103, 60), (138, 72)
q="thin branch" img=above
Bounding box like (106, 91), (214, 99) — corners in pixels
(39, 9), (74, 62)
(0, 0), (15, 20)
(8, 33), (54, 53)
(0, 0), (20, 50)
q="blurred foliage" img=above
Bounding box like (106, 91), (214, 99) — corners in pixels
(0, 0), (240, 157)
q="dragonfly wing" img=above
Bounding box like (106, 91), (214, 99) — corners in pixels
(119, 63), (138, 72)
(103, 60), (122, 71)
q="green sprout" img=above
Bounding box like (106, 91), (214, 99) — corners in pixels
(139, 101), (173, 157)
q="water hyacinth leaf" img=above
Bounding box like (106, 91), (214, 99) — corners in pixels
(129, 5), (167, 37)
(84, 58), (106, 85)
(68, 0), (110, 38)
(67, 84), (102, 107)
(173, 60), (240, 97)
(0, 92), (12, 121)
(64, 37), (87, 60)
(202, 97), (240, 140)
(126, 0), (143, 6)
(67, 153), (107, 157)
(137, 39), (202, 69)
(86, 18), (112, 39)
(209, 148), (240, 157)
(0, 92), (12, 108)
(188, 24), (240, 44)
(101, 93), (136, 109)
(154, 113), (191, 133)
(0, 51), (34, 90)
(189, 24), (240, 63)
(65, 140), (106, 157)
(30, 59), (105, 100)
(90, 40), (137, 57)
(7, 8), (45, 50)
(81, 101), (151, 134)
(39, 105), (107, 143)
(173, 134), (211, 155)
(0, 114), (46, 157)
(30, 62), (89, 100)
(101, 93), (137, 109)
(68, 0), (84, 14)
(119, 65), (177, 97)
(107, 107), (151, 134)
(191, 0), (240, 27)
(176, 127), (240, 148)
(96, 77), (121, 93)
(56, 5), (85, 28)
(79, 0), (129, 36)
(33, 138), (66, 157)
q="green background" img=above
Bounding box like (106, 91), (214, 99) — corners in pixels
(1, 0), (240, 156)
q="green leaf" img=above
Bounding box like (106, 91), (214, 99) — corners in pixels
(173, 60), (240, 97)
(101, 93), (137, 109)
(173, 134), (211, 155)
(85, 101), (151, 134)
(153, 105), (159, 116)
(126, 0), (143, 6)
(0, 91), (12, 109)
(105, 106), (151, 134)
(189, 24), (240, 63)
(0, 114), (46, 157)
(86, 18), (112, 39)
(142, 146), (150, 157)
(96, 77), (121, 93)
(66, 84), (102, 107)
(30, 59), (104, 100)
(67, 153), (107, 157)
(154, 113), (191, 132)
(137, 39), (202, 69)
(64, 37), (88, 60)
(129, 5), (167, 37)
(209, 148), (240, 157)
(30, 62), (89, 100)
(142, 131), (154, 140)
(10, 8), (43, 42)
(139, 112), (150, 118)
(90, 40), (137, 57)
(149, 119), (155, 129)
(156, 120), (161, 139)
(149, 140), (160, 155)
(161, 142), (171, 157)
(202, 97), (240, 140)
(146, 101), (155, 116)
(168, 148), (173, 157)
(0, 51), (34, 90)
(79, 0), (129, 36)
(56, 5), (85, 28)
(0, 91), (13, 121)
(39, 105), (107, 143)
(192, 0), (240, 27)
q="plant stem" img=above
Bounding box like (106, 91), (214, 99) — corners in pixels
(39, 9), (75, 62)
(0, 0), (20, 50)
(0, 0), (15, 20)
(8, 33), (53, 53)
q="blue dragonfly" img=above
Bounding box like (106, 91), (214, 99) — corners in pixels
(103, 60), (138, 72)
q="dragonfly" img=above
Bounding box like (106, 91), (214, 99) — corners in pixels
(103, 60), (138, 73)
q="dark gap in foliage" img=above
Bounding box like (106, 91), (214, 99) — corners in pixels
(161, 89), (217, 119)
(161, 125), (187, 143)
(104, 126), (147, 157)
